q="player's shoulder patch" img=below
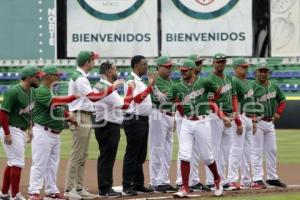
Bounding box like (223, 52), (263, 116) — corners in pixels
(126, 74), (135, 82)
(94, 81), (109, 92)
(71, 71), (83, 81)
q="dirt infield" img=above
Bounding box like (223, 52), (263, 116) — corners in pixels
(0, 159), (299, 199)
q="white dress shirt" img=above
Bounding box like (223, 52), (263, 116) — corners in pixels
(94, 79), (124, 124)
(124, 72), (152, 116)
(68, 67), (94, 112)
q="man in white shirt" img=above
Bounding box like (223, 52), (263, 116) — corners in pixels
(93, 61), (133, 198)
(122, 55), (155, 196)
(65, 51), (122, 199)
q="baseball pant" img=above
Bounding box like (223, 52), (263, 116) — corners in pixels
(251, 120), (278, 181)
(179, 117), (214, 166)
(94, 120), (120, 193)
(149, 109), (174, 186)
(122, 115), (149, 189)
(227, 114), (253, 184)
(175, 112), (201, 186)
(205, 114), (234, 185)
(65, 112), (92, 191)
(0, 126), (26, 168)
(28, 124), (60, 195)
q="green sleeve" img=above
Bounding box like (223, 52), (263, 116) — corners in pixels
(35, 87), (52, 107)
(230, 77), (237, 96)
(275, 84), (286, 103)
(1, 88), (18, 112)
(232, 78), (240, 97)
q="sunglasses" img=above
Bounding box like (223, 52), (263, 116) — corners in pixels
(215, 55), (226, 59)
(180, 69), (191, 73)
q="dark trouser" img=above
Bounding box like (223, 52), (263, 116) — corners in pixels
(94, 120), (121, 193)
(122, 116), (149, 190)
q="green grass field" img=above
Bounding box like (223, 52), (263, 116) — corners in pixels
(1, 129), (299, 163)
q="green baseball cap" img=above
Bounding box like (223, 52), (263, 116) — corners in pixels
(232, 57), (249, 69)
(76, 51), (100, 67)
(180, 59), (196, 70)
(213, 53), (226, 60)
(156, 55), (173, 67)
(256, 62), (270, 71)
(188, 54), (205, 62)
(20, 65), (45, 79)
(42, 65), (62, 75)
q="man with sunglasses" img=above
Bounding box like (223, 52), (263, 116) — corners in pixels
(158, 59), (231, 198)
(0, 65), (44, 200)
(227, 58), (257, 190)
(148, 56), (177, 193)
(251, 63), (287, 189)
(28, 66), (79, 200)
(65, 51), (123, 199)
(122, 55), (156, 196)
(205, 53), (241, 190)
(175, 54), (210, 192)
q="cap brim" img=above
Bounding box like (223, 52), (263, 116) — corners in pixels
(161, 61), (173, 68)
(36, 71), (46, 78)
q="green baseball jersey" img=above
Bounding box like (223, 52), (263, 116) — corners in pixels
(207, 73), (236, 113)
(33, 84), (65, 131)
(151, 76), (175, 112)
(1, 84), (35, 129)
(166, 77), (218, 116)
(252, 80), (286, 117)
(232, 76), (255, 115)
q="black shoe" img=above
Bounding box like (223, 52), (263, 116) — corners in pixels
(134, 186), (154, 193)
(163, 184), (177, 192)
(190, 182), (211, 192)
(155, 185), (167, 193)
(99, 189), (122, 198)
(149, 185), (158, 191)
(223, 183), (231, 191)
(266, 179), (287, 188)
(206, 184), (214, 189)
(122, 188), (137, 196)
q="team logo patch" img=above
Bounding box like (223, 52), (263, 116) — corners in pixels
(172, 0), (239, 20)
(77, 0), (145, 21)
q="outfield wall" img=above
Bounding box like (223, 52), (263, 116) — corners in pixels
(277, 100), (300, 129)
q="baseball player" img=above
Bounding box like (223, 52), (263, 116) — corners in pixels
(28, 66), (79, 200)
(0, 65), (44, 200)
(175, 54), (210, 192)
(251, 63), (287, 188)
(157, 59), (229, 198)
(65, 51), (123, 200)
(205, 53), (241, 189)
(227, 58), (256, 190)
(148, 56), (177, 193)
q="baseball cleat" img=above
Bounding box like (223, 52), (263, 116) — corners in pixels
(213, 179), (223, 197)
(173, 187), (189, 198)
(266, 179), (287, 188)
